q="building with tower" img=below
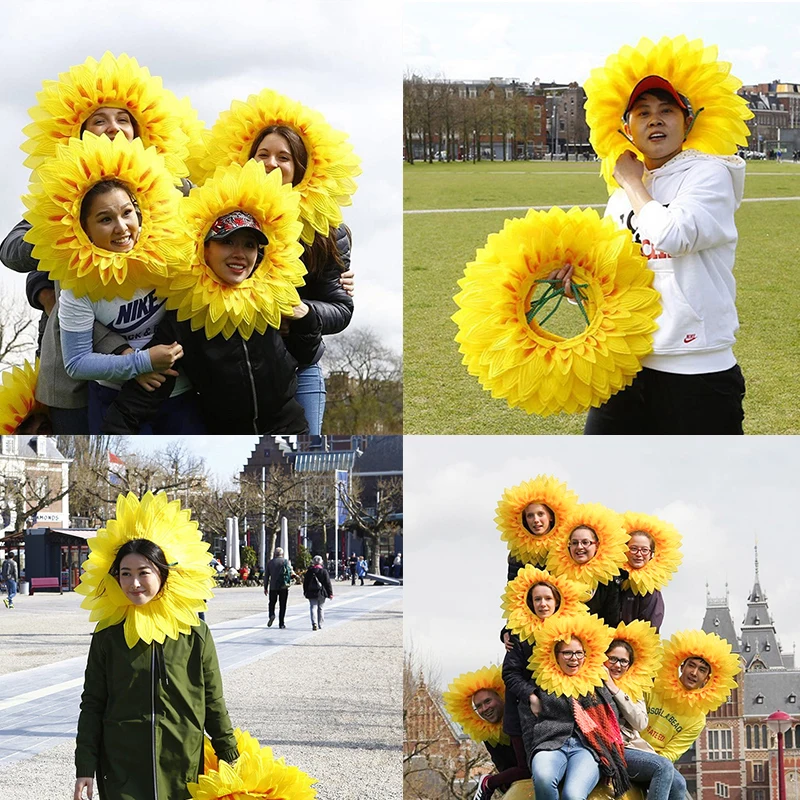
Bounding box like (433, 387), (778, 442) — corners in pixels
(676, 547), (800, 800)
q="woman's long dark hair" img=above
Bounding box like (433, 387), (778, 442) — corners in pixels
(109, 538), (171, 591)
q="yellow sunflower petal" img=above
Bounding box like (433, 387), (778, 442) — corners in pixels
(198, 88), (361, 243)
(22, 132), (189, 301)
(21, 51), (191, 179)
(546, 503), (630, 590)
(75, 491), (215, 647)
(442, 665), (509, 746)
(453, 206), (660, 416)
(653, 629), (741, 715)
(529, 614), (615, 698)
(501, 565), (592, 644)
(188, 728), (317, 799)
(610, 620), (663, 702)
(0, 360), (44, 434)
(585, 35), (753, 192)
(622, 512), (683, 595)
(154, 160), (305, 340)
(495, 474), (580, 565)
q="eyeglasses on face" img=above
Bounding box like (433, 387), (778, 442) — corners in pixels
(568, 540), (596, 548)
(606, 656), (630, 666)
(558, 650), (585, 661)
(628, 546), (652, 555)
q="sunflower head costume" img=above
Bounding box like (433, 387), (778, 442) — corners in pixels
(495, 475), (580, 566)
(501, 565), (592, 645)
(608, 620), (662, 702)
(453, 206), (660, 416)
(22, 51), (191, 180)
(75, 491), (215, 649)
(654, 629), (741, 716)
(546, 503), (630, 590)
(0, 360), (46, 434)
(621, 511), (683, 596)
(188, 728), (317, 800)
(198, 88), (361, 244)
(22, 132), (188, 302)
(529, 614), (615, 699)
(155, 160), (305, 340)
(584, 35), (753, 192)
(442, 665), (509, 746)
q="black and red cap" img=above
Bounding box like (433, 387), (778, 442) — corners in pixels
(204, 210), (268, 246)
(625, 75), (690, 116)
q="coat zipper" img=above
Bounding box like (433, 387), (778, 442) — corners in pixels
(151, 645), (158, 800)
(241, 339), (259, 432)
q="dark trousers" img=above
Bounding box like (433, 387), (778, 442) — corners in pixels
(268, 587), (289, 625)
(584, 365), (745, 435)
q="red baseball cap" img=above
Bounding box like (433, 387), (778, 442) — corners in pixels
(625, 75), (689, 116)
(205, 210), (268, 246)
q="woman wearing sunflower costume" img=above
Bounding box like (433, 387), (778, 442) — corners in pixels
(1, 52), (196, 433)
(101, 161), (322, 434)
(73, 492), (238, 800)
(581, 36), (752, 434)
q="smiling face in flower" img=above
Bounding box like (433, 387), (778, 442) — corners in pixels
(82, 106), (138, 142)
(118, 553), (163, 606)
(471, 688), (504, 723)
(568, 526), (598, 565)
(605, 643), (633, 681)
(680, 656), (711, 691)
(523, 502), (554, 536)
(529, 582), (560, 620)
(81, 185), (141, 253)
(627, 532), (655, 570)
(556, 636), (586, 676)
(625, 92), (692, 170)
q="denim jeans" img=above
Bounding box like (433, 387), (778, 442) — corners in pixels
(5, 579), (17, 605)
(309, 596), (326, 626)
(532, 736), (600, 800)
(295, 363), (326, 436)
(625, 747), (685, 800)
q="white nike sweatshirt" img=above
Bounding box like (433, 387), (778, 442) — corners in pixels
(605, 150), (746, 374)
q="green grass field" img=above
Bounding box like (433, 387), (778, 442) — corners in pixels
(403, 159), (800, 434)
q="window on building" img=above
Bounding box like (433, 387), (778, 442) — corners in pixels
(754, 763), (765, 782)
(763, 725), (770, 748)
(755, 790), (767, 800)
(1, 437), (17, 456)
(469, 88), (477, 99)
(708, 729), (733, 760)
(755, 693), (765, 704)
(715, 783), (729, 798)
(786, 728), (794, 749)
(754, 725), (761, 748)
(747, 725), (752, 749)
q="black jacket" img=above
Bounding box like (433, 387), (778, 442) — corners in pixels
(101, 308), (322, 434)
(303, 565), (333, 599)
(502, 636), (534, 738)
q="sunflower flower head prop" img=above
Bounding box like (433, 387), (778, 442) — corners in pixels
(22, 51), (191, 180)
(546, 503), (630, 590)
(22, 132), (187, 301)
(442, 665), (509, 745)
(501, 565), (592, 644)
(654, 629), (741, 716)
(155, 160), (305, 339)
(0, 360), (44, 434)
(495, 474), (580, 566)
(453, 206), (660, 416)
(199, 88), (361, 244)
(622, 511), (683, 596)
(584, 35), (753, 192)
(75, 491), (215, 649)
(189, 728), (317, 800)
(609, 620), (662, 702)
(530, 614), (615, 698)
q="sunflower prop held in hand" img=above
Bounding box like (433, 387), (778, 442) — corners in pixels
(155, 161), (305, 340)
(609, 620), (663, 702)
(189, 728), (317, 800)
(453, 206), (660, 416)
(529, 614), (615, 699)
(75, 491), (215, 649)
(21, 51), (191, 180)
(622, 511), (683, 596)
(502, 565), (591, 645)
(22, 132), (187, 301)
(198, 88), (361, 244)
(546, 503), (630, 590)
(654, 629), (740, 716)
(0, 360), (43, 434)
(496, 474), (579, 566)
(584, 35), (753, 192)
(442, 665), (509, 746)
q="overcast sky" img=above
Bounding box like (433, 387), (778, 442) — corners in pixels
(406, 1), (800, 87)
(0, 0), (401, 356)
(404, 436), (799, 690)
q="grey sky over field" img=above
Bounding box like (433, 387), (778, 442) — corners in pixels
(404, 436), (800, 689)
(0, 0), (402, 357)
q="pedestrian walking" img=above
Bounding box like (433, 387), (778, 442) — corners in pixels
(356, 556), (367, 586)
(265, 547), (295, 629)
(393, 552), (402, 579)
(2, 551), (18, 609)
(348, 552), (358, 586)
(303, 555), (334, 631)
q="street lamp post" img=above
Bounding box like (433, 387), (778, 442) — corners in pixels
(767, 711), (796, 800)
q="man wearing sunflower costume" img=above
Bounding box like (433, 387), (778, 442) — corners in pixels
(583, 36), (753, 434)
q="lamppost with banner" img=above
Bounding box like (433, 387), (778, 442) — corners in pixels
(334, 469), (348, 580)
(768, 710), (797, 800)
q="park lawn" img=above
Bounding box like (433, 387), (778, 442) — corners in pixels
(403, 160), (800, 434)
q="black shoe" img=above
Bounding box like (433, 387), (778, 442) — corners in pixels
(312, 623), (318, 631)
(267, 615), (275, 627)
(280, 624), (286, 629)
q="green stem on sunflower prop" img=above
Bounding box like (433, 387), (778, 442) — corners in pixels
(527, 279), (590, 328)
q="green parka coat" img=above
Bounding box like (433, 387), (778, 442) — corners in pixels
(75, 620), (239, 800)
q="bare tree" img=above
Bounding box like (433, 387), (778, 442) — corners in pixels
(0, 294), (38, 366)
